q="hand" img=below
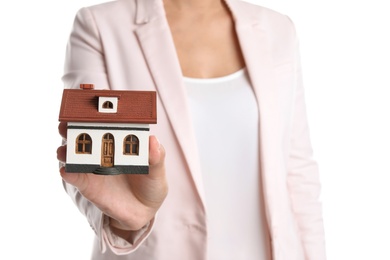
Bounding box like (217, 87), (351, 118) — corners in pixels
(56, 122), (168, 231)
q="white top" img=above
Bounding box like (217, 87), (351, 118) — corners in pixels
(184, 69), (272, 260)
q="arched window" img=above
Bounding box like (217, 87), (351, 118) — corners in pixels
(76, 133), (92, 154)
(102, 101), (113, 109)
(123, 135), (139, 155)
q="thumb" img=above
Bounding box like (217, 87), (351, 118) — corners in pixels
(148, 135), (166, 178)
(149, 135), (165, 165)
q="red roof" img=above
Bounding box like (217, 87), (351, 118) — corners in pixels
(59, 89), (157, 124)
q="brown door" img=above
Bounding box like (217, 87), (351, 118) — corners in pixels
(101, 133), (114, 167)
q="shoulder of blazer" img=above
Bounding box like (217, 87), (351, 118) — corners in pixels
(81, 0), (293, 32)
(225, 0), (291, 27)
(226, 0), (298, 52)
(83, 0), (166, 25)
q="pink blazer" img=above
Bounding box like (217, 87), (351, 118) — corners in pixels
(62, 0), (326, 259)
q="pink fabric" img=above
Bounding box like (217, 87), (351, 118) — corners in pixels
(61, 0), (326, 259)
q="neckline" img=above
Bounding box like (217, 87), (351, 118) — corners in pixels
(183, 68), (246, 84)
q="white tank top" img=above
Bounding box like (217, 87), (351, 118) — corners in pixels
(184, 69), (272, 260)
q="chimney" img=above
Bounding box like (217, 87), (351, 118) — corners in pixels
(80, 84), (94, 90)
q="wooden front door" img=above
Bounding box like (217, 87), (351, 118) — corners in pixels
(101, 133), (114, 167)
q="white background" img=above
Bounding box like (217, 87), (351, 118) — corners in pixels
(1, 0), (389, 259)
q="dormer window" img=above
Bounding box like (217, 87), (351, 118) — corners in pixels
(98, 97), (118, 113)
(103, 101), (113, 109)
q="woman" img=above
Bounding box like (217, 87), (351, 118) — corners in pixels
(57, 0), (326, 259)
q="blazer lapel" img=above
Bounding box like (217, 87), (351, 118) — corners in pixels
(226, 0), (284, 239)
(134, 0), (206, 208)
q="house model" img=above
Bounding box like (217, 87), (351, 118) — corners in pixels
(59, 84), (157, 175)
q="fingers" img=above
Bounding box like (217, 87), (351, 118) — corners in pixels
(57, 145), (80, 187)
(57, 145), (66, 163)
(57, 144), (86, 190)
(58, 122), (67, 139)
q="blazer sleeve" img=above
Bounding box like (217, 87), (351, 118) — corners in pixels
(61, 7), (155, 254)
(62, 7), (109, 89)
(286, 18), (327, 260)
